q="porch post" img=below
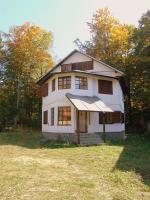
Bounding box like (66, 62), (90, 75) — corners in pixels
(103, 112), (106, 142)
(76, 109), (80, 144)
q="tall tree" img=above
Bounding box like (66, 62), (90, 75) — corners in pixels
(0, 23), (53, 128)
(75, 8), (134, 70)
(130, 10), (150, 127)
(75, 8), (134, 126)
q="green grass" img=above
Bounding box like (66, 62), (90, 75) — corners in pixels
(0, 130), (150, 200)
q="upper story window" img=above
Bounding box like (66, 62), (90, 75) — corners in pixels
(75, 76), (88, 90)
(61, 64), (72, 72)
(72, 61), (93, 71)
(58, 106), (71, 126)
(52, 79), (55, 92)
(61, 61), (93, 72)
(98, 80), (113, 94)
(58, 76), (71, 90)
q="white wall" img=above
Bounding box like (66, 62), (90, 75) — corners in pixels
(42, 72), (125, 133)
(42, 51), (124, 133)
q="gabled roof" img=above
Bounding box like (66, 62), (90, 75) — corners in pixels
(37, 49), (124, 85)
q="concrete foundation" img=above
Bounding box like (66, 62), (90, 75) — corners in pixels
(42, 131), (125, 144)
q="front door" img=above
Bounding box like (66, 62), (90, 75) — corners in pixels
(78, 111), (87, 133)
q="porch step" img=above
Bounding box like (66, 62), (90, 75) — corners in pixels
(79, 133), (104, 145)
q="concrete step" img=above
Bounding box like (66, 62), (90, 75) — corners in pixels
(79, 133), (104, 145)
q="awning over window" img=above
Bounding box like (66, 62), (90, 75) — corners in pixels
(66, 93), (114, 112)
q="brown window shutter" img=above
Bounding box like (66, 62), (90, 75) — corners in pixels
(42, 83), (48, 97)
(43, 110), (48, 124)
(61, 64), (72, 72)
(98, 80), (113, 94)
(112, 111), (121, 123)
(36, 86), (43, 98)
(72, 61), (93, 71)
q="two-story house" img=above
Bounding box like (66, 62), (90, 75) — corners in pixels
(37, 50), (125, 145)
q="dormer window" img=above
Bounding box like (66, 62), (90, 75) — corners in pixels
(58, 76), (71, 90)
(75, 76), (88, 90)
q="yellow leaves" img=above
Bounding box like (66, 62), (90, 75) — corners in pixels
(3, 23), (54, 80)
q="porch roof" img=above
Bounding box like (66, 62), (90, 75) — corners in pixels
(66, 93), (114, 112)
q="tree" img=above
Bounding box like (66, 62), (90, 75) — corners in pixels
(75, 8), (134, 70)
(0, 23), (54, 128)
(129, 10), (150, 128)
(75, 8), (135, 126)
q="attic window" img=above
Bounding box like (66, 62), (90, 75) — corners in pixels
(61, 64), (72, 72)
(72, 61), (93, 71)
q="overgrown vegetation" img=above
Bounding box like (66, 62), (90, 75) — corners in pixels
(0, 131), (150, 200)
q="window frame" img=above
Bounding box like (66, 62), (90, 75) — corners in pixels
(58, 106), (71, 126)
(58, 76), (71, 90)
(52, 79), (55, 92)
(98, 79), (113, 94)
(99, 112), (113, 124)
(43, 110), (48, 124)
(51, 107), (54, 126)
(99, 111), (122, 124)
(75, 76), (88, 90)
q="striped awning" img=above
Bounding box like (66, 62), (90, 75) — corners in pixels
(66, 93), (113, 112)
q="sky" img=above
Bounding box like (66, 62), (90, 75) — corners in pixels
(0, 0), (150, 60)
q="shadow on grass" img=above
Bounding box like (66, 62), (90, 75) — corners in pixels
(109, 134), (150, 186)
(0, 131), (78, 149)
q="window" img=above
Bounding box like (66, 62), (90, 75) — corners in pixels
(112, 111), (121, 123)
(99, 111), (122, 124)
(72, 61), (93, 71)
(99, 112), (113, 124)
(58, 76), (71, 89)
(43, 110), (48, 124)
(51, 108), (54, 125)
(58, 106), (71, 126)
(61, 64), (72, 72)
(52, 79), (55, 92)
(75, 76), (88, 90)
(98, 80), (113, 94)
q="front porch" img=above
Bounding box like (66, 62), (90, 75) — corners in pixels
(66, 93), (115, 144)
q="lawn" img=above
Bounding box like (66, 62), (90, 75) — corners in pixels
(0, 131), (150, 200)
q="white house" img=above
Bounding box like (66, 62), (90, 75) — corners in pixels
(37, 50), (126, 145)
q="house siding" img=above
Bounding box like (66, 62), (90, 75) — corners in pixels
(42, 73), (125, 134)
(41, 51), (125, 142)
